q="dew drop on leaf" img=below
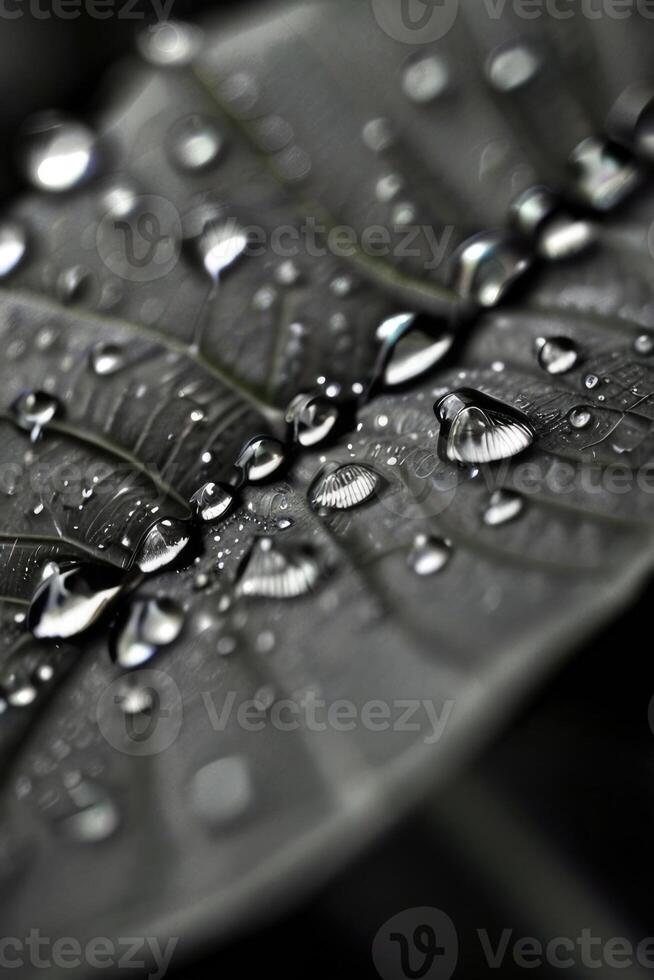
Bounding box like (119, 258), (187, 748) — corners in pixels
(28, 562), (123, 640)
(19, 112), (96, 192)
(452, 232), (531, 307)
(634, 334), (654, 356)
(584, 374), (599, 390)
(402, 55), (449, 103)
(57, 779), (120, 844)
(0, 221), (27, 278)
(191, 756), (253, 827)
(137, 20), (203, 67)
(110, 596), (184, 669)
(486, 41), (541, 92)
(569, 407), (592, 430)
(407, 535), (452, 576)
(235, 437), (286, 483)
(11, 390), (61, 442)
(190, 482), (236, 522)
(89, 343), (125, 376)
(168, 115), (224, 171)
(237, 537), (320, 599)
(134, 519), (191, 573)
(310, 462), (379, 510)
(377, 313), (453, 387)
(537, 336), (580, 375)
(435, 388), (535, 465)
(483, 489), (524, 527)
(285, 393), (339, 447)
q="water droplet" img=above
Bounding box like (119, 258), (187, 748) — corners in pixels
(19, 112), (96, 192)
(403, 55), (449, 103)
(538, 216), (596, 260)
(274, 260), (301, 286)
(407, 535), (451, 576)
(190, 482), (236, 522)
(28, 562), (123, 639)
(89, 343), (125, 376)
(285, 393), (339, 447)
(191, 756), (253, 826)
(137, 20), (202, 66)
(376, 312), (453, 387)
(99, 180), (137, 219)
(57, 780), (120, 843)
(634, 334), (654, 356)
(569, 138), (639, 211)
(483, 489), (524, 526)
(362, 117), (395, 153)
(56, 265), (93, 305)
(511, 185), (556, 237)
(569, 407), (592, 429)
(113, 676), (154, 715)
(168, 115), (223, 171)
(11, 390), (61, 441)
(452, 232), (531, 307)
(134, 518), (191, 573)
(111, 596), (184, 668)
(376, 173), (404, 202)
(310, 462), (379, 510)
(537, 336), (580, 375)
(235, 437), (286, 483)
(584, 374), (599, 390)
(197, 219), (248, 281)
(237, 537), (320, 599)
(435, 388), (535, 465)
(486, 41), (541, 92)
(0, 221), (27, 278)
(330, 274), (355, 297)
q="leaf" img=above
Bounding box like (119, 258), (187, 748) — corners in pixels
(1, 3), (654, 966)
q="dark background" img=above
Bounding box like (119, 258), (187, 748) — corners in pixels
(3, 4), (652, 976)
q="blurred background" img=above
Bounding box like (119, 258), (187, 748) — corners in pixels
(3, 2), (653, 977)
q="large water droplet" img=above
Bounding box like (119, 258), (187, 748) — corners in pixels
(89, 343), (125, 376)
(20, 113), (96, 192)
(310, 462), (379, 510)
(376, 312), (453, 387)
(28, 562), (123, 639)
(402, 55), (449, 103)
(486, 41), (541, 92)
(452, 232), (531, 307)
(137, 20), (203, 66)
(569, 138), (639, 211)
(483, 489), (524, 527)
(11, 390), (61, 441)
(435, 389), (535, 465)
(537, 336), (580, 375)
(236, 437), (286, 483)
(134, 518), (191, 573)
(168, 115), (223, 171)
(0, 221), (27, 278)
(569, 407), (592, 430)
(285, 393), (338, 447)
(237, 537), (320, 599)
(191, 756), (253, 827)
(407, 535), (451, 576)
(190, 482), (235, 522)
(197, 219), (248, 281)
(111, 596), (184, 668)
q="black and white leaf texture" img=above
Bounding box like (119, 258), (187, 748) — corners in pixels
(2, 1), (654, 971)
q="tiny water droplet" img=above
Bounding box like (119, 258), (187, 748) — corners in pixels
(111, 596), (184, 668)
(235, 437), (286, 483)
(168, 114), (223, 171)
(483, 489), (524, 527)
(362, 117), (394, 153)
(634, 334), (654, 356)
(537, 336), (580, 375)
(569, 407), (592, 429)
(99, 180), (138, 219)
(0, 221), (27, 278)
(89, 343), (125, 376)
(20, 112), (96, 192)
(237, 537), (320, 599)
(28, 562), (123, 640)
(538, 216), (596, 260)
(191, 756), (253, 826)
(452, 232), (531, 307)
(190, 482), (235, 522)
(377, 312), (453, 387)
(310, 462), (379, 510)
(197, 219), (248, 281)
(435, 388), (535, 465)
(137, 20), (202, 66)
(11, 390), (61, 441)
(135, 518), (191, 573)
(403, 55), (449, 103)
(407, 535), (452, 576)
(57, 265), (93, 305)
(584, 374), (599, 390)
(486, 41), (540, 92)
(569, 137), (639, 211)
(285, 393), (338, 447)
(113, 676), (154, 715)
(274, 260), (301, 286)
